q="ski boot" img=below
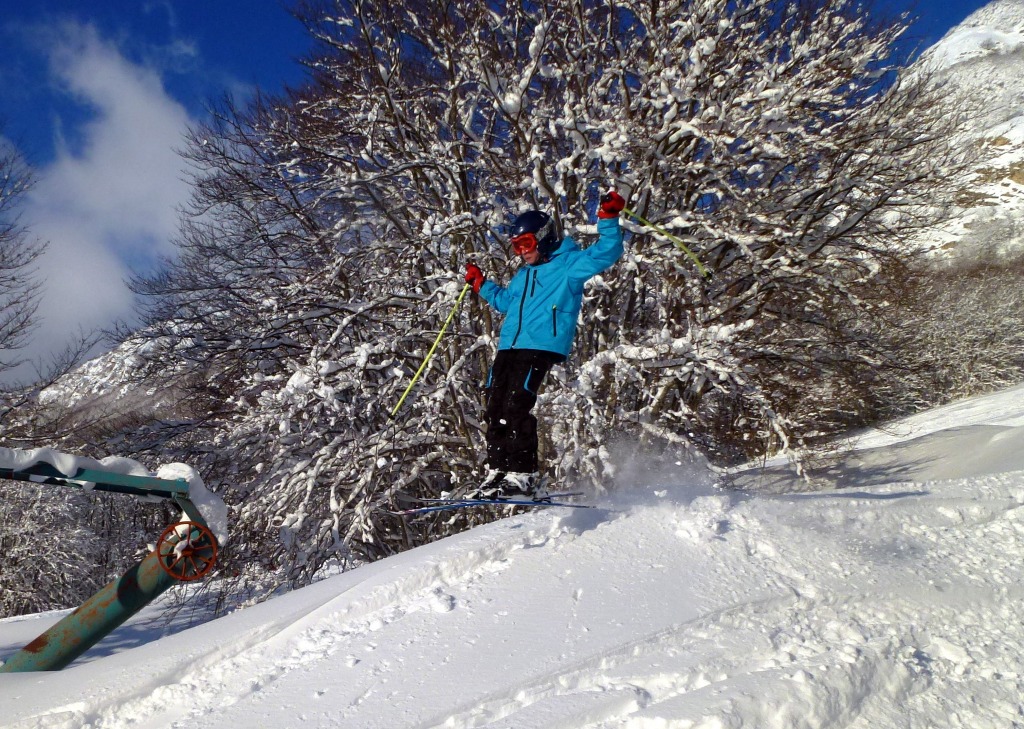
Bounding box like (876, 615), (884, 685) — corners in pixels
(467, 471), (548, 501)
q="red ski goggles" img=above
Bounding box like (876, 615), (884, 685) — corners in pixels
(510, 232), (538, 255)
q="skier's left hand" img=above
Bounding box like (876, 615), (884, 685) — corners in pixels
(598, 189), (626, 219)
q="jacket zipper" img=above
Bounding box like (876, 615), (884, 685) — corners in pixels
(510, 268), (533, 349)
(551, 305), (557, 337)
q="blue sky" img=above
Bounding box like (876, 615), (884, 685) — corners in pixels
(1, 1), (309, 164)
(889, 1), (992, 48)
(0, 1), (309, 381)
(0, 0), (998, 380)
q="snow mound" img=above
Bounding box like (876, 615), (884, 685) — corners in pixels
(156, 463), (229, 547)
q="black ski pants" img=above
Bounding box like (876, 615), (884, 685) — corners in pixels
(484, 348), (564, 474)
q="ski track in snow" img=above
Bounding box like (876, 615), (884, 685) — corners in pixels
(5, 454), (1024, 728)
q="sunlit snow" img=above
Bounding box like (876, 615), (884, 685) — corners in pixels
(1, 384), (1022, 727)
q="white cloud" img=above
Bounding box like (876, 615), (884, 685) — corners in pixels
(16, 20), (194, 379)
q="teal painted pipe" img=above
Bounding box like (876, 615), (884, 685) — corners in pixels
(0, 547), (177, 672)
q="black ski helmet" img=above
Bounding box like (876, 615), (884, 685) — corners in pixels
(509, 210), (560, 257)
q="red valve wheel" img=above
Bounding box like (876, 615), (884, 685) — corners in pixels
(156, 521), (218, 581)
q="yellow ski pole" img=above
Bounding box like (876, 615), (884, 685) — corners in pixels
(390, 282), (472, 418)
(623, 207), (712, 279)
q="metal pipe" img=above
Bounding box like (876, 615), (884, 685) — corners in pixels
(0, 546), (177, 672)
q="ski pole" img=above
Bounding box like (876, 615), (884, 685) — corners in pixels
(390, 282), (472, 418)
(623, 207), (712, 279)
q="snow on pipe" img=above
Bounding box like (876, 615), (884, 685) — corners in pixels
(0, 447), (229, 546)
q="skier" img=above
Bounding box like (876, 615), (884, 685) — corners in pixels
(463, 190), (626, 499)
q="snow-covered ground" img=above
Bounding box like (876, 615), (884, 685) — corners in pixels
(2, 384), (1024, 728)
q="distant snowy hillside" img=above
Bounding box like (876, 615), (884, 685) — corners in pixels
(926, 0), (1024, 76)
(2, 384), (1023, 728)
(919, 0), (1024, 260)
(39, 339), (150, 409)
(36, 336), (187, 429)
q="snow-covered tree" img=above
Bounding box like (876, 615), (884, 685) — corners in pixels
(125, 0), (980, 588)
(879, 258), (1024, 413)
(0, 485), (104, 616)
(0, 138), (42, 382)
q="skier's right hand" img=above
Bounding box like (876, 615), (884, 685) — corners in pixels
(465, 263), (485, 294)
(598, 189), (626, 219)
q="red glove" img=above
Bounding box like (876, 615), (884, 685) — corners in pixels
(465, 263), (485, 294)
(598, 189), (626, 219)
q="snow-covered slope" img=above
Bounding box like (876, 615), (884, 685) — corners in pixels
(926, 0), (1024, 81)
(920, 0), (1024, 260)
(37, 336), (182, 417)
(2, 384), (1024, 728)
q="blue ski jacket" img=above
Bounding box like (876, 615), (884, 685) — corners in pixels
(479, 217), (624, 358)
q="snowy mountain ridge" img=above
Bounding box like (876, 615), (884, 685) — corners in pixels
(916, 0), (1024, 259)
(924, 0), (1024, 70)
